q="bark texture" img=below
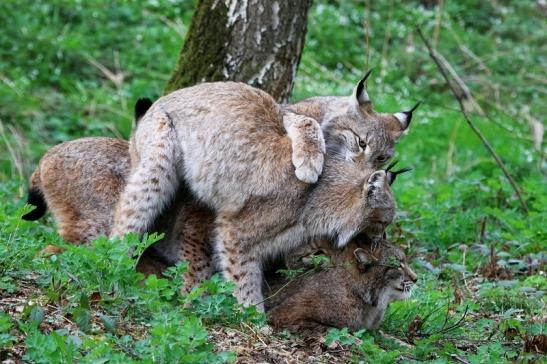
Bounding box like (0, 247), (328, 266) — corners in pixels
(165, 0), (313, 102)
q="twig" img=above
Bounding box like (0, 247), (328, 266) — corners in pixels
(255, 263), (344, 307)
(435, 305), (469, 335)
(86, 56), (126, 88)
(254, 268), (316, 307)
(450, 354), (471, 364)
(440, 300), (452, 332)
(417, 27), (529, 214)
(364, 0), (371, 71)
(0, 120), (25, 183)
(432, 0), (444, 49)
(379, 0), (394, 86)
(446, 117), (461, 176)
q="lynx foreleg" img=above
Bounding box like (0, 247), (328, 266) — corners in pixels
(110, 111), (181, 238)
(283, 112), (326, 184)
(213, 220), (265, 311)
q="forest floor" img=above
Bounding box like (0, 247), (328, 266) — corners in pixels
(1, 1), (545, 363)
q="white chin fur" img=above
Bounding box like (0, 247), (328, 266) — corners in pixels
(394, 112), (408, 129)
(386, 286), (410, 301)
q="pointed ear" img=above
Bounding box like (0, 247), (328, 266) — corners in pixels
(352, 70), (373, 112)
(393, 101), (421, 131)
(354, 248), (376, 270)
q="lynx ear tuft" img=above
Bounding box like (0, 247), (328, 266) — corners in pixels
(353, 69), (373, 106)
(394, 101), (421, 130)
(386, 167), (412, 185)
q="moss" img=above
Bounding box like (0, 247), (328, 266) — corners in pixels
(164, 0), (232, 94)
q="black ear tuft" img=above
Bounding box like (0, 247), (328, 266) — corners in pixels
(356, 69), (373, 101)
(21, 188), (47, 221)
(409, 101), (421, 113)
(134, 98), (154, 122)
(386, 167), (412, 185)
(385, 159), (399, 173)
(401, 101), (422, 128)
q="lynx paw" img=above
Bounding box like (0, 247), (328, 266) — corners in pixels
(284, 112), (326, 184)
(365, 170), (386, 197)
(291, 126), (326, 184)
(294, 150), (324, 184)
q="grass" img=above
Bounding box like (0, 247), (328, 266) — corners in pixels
(1, 0), (545, 362)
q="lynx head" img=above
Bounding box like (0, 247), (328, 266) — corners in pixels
(322, 70), (420, 170)
(270, 236), (417, 331)
(352, 236), (418, 305)
(288, 236), (418, 306)
(313, 161), (410, 248)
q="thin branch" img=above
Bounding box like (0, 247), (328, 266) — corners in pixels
(435, 305), (469, 335)
(416, 27), (529, 214)
(364, 0), (371, 71)
(432, 0), (444, 49)
(254, 267), (316, 307)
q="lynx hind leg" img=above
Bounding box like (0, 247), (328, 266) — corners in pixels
(179, 237), (214, 293)
(111, 109), (181, 238)
(213, 219), (265, 311)
(283, 112), (325, 184)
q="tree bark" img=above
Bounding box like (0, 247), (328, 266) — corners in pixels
(165, 0), (313, 103)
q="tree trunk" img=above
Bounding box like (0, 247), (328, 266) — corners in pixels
(165, 0), (313, 103)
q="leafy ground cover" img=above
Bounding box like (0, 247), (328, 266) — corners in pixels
(1, 0), (545, 362)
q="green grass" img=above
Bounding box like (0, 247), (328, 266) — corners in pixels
(1, 0), (545, 362)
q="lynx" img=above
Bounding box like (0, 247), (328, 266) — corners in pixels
(110, 78), (418, 309)
(267, 235), (418, 331)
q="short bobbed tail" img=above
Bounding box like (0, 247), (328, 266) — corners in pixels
(21, 187), (47, 220)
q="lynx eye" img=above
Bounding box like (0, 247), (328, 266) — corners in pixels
(359, 139), (366, 149)
(377, 155), (389, 163)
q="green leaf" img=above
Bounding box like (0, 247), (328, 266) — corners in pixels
(98, 314), (116, 334)
(73, 308), (92, 333)
(29, 306), (45, 328)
